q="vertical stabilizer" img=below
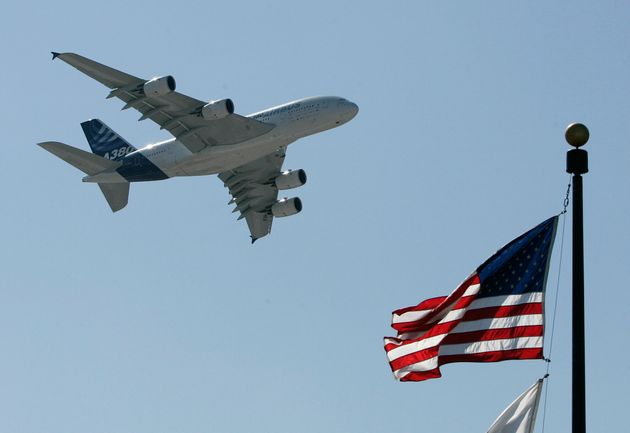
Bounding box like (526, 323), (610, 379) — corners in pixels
(81, 119), (136, 161)
(98, 183), (129, 212)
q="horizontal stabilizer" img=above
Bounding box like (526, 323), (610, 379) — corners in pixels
(38, 141), (119, 175)
(98, 182), (129, 212)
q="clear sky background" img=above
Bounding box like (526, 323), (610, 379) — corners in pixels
(1, 1), (628, 432)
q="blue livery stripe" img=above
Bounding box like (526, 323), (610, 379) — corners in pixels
(117, 152), (169, 182)
(81, 119), (136, 161)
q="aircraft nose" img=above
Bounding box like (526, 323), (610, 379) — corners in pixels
(346, 101), (359, 120)
(349, 101), (359, 116)
(334, 98), (359, 125)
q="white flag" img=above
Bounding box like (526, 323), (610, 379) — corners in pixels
(486, 379), (544, 433)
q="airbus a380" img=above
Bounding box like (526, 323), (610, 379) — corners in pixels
(39, 52), (358, 242)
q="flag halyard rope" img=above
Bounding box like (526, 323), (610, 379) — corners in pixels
(540, 175), (572, 433)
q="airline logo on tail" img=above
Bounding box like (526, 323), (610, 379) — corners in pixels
(80, 119), (136, 161)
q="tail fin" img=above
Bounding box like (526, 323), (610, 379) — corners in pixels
(38, 141), (129, 213)
(81, 119), (136, 161)
(98, 183), (129, 212)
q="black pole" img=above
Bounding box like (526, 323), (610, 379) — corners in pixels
(565, 123), (589, 433)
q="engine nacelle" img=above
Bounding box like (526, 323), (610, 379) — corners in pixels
(143, 76), (176, 97)
(202, 99), (235, 120)
(271, 197), (302, 217)
(275, 169), (307, 190)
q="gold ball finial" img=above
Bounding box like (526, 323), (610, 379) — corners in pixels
(565, 123), (589, 148)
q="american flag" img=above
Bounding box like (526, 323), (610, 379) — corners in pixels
(384, 217), (558, 382)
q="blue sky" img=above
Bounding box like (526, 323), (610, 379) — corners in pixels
(1, 1), (628, 432)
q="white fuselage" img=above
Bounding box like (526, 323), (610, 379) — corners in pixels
(112, 96), (358, 181)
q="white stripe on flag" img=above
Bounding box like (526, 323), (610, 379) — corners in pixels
(386, 334), (446, 361)
(463, 283), (481, 297)
(439, 336), (543, 356)
(388, 314), (543, 360)
(393, 356), (439, 379)
(450, 314), (543, 334)
(392, 309), (432, 324)
(397, 312), (542, 340)
(391, 283), (481, 324)
(467, 292), (543, 310)
(393, 291), (540, 329)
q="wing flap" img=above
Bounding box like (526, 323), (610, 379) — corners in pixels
(219, 148), (288, 241)
(245, 212), (275, 243)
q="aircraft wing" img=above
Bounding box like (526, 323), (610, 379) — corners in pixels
(52, 52), (274, 153)
(218, 147), (289, 242)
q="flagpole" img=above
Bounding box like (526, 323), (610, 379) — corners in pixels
(565, 122), (589, 433)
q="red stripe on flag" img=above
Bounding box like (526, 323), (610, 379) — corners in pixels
(388, 347), (439, 372)
(461, 302), (542, 322)
(408, 275), (479, 324)
(391, 275), (480, 333)
(439, 347), (543, 365)
(392, 295), (478, 334)
(399, 368), (442, 382)
(388, 325), (543, 372)
(395, 301), (542, 336)
(388, 323), (544, 373)
(442, 325), (543, 345)
(392, 296), (447, 317)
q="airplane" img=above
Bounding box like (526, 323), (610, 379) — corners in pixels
(39, 52), (358, 242)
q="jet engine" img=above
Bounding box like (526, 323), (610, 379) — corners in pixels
(202, 99), (235, 120)
(271, 197), (302, 217)
(143, 76), (176, 97)
(275, 169), (307, 190)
